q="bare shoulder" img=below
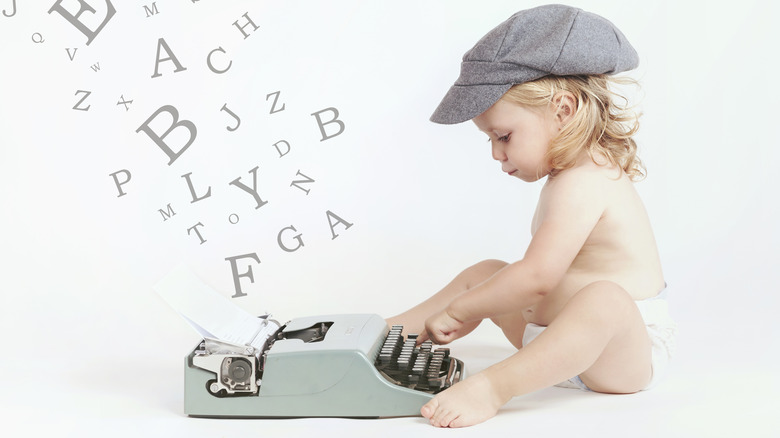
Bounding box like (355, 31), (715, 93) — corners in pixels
(531, 160), (614, 239)
(533, 158), (631, 236)
(541, 159), (620, 206)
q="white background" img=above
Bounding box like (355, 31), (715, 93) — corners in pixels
(1, 0), (778, 436)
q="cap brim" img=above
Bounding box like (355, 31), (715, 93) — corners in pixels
(430, 83), (513, 125)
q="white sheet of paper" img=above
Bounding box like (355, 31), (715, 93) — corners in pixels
(154, 264), (277, 351)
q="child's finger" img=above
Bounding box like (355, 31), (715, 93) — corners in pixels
(429, 329), (454, 345)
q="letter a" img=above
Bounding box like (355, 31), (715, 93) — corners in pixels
(136, 105), (197, 165)
(48, 0), (116, 46)
(151, 38), (188, 78)
(325, 210), (353, 240)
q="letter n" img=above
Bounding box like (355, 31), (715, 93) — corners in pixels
(290, 170), (314, 195)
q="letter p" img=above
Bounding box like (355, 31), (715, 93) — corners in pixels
(109, 169), (131, 197)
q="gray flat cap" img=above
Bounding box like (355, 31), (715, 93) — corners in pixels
(430, 4), (638, 124)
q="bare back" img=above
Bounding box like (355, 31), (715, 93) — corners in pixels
(526, 156), (665, 326)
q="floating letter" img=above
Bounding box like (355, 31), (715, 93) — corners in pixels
(187, 222), (207, 244)
(181, 172), (212, 203)
(206, 47), (232, 74)
(228, 166), (268, 209)
(136, 105), (197, 165)
(151, 37), (187, 78)
(311, 107), (345, 141)
(266, 91), (285, 114)
(220, 104), (241, 131)
(143, 2), (159, 17)
(290, 170), (314, 195)
(326, 210), (353, 240)
(232, 12), (258, 39)
(48, 0), (115, 46)
(272, 140), (290, 158)
(3, 0), (16, 17)
(109, 169), (131, 197)
(117, 95), (133, 111)
(73, 90), (91, 111)
(225, 253), (261, 298)
(158, 204), (176, 221)
(277, 226), (304, 252)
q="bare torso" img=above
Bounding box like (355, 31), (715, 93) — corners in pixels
(525, 159), (665, 326)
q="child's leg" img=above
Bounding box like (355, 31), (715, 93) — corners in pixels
(386, 259), (508, 337)
(421, 281), (652, 428)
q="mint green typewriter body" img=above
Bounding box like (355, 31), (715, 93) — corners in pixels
(184, 314), (465, 418)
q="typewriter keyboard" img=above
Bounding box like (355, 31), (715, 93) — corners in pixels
(374, 325), (460, 394)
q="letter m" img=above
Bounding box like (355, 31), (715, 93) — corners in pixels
(158, 203), (176, 221)
(143, 2), (159, 17)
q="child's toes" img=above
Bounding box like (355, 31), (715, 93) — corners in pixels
(440, 410), (461, 428)
(420, 398), (438, 420)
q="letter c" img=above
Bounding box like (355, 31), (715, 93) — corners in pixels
(207, 47), (232, 74)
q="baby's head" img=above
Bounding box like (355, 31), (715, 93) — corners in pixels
(431, 4), (644, 179)
(501, 74), (644, 180)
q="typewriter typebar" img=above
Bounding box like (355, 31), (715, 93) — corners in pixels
(184, 314), (465, 418)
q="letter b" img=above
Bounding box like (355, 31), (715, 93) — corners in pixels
(311, 107), (345, 142)
(136, 105), (197, 165)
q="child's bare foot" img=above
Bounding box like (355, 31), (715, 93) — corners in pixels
(420, 372), (508, 427)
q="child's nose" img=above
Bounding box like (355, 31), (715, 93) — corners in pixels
(491, 142), (507, 161)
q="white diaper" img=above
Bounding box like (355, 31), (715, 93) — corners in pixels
(521, 289), (677, 391)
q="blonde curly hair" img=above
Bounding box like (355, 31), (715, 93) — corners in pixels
(501, 75), (645, 180)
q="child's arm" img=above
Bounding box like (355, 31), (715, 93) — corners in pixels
(424, 168), (609, 344)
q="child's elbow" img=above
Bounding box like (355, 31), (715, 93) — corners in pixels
(524, 266), (562, 298)
(507, 259), (561, 303)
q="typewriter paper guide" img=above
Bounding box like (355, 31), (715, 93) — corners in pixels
(153, 264), (278, 352)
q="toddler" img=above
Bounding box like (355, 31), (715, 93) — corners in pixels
(387, 4), (676, 428)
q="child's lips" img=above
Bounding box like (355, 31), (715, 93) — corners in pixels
(506, 169), (517, 176)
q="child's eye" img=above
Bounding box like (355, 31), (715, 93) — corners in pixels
(487, 134), (511, 143)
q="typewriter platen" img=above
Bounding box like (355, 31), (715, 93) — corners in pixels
(184, 314), (465, 418)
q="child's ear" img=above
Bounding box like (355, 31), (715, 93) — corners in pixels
(551, 91), (577, 127)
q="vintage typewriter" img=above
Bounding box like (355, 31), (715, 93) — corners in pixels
(184, 314), (465, 418)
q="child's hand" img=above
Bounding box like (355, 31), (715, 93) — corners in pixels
(422, 309), (464, 345)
